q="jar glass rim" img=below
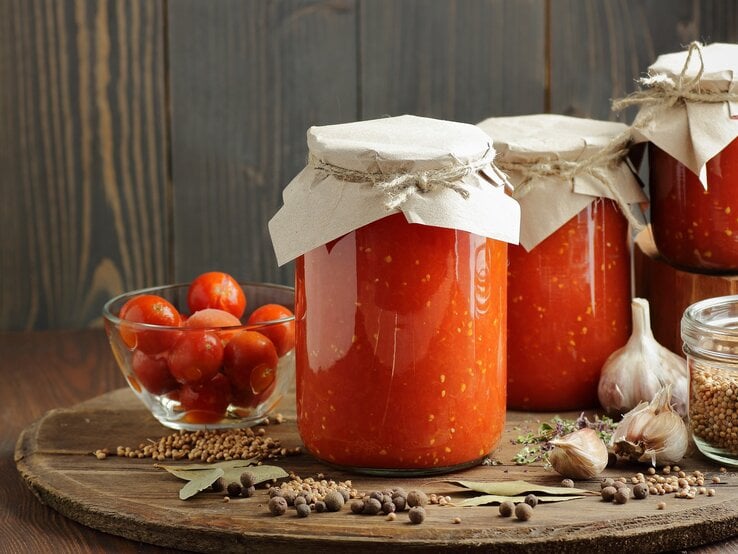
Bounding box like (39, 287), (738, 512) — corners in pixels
(682, 295), (738, 359)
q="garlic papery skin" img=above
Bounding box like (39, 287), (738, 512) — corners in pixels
(598, 298), (689, 417)
(548, 428), (609, 479)
(611, 385), (689, 466)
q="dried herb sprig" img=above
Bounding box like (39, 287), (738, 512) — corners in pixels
(512, 413), (617, 465)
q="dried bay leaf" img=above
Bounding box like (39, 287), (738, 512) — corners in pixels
(158, 459), (287, 500)
(449, 480), (595, 496)
(177, 468), (224, 500)
(459, 494), (584, 507)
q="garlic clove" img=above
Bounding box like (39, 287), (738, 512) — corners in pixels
(598, 298), (689, 417)
(612, 385), (688, 466)
(548, 428), (609, 480)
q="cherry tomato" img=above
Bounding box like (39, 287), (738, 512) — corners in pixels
(179, 373), (231, 423)
(131, 350), (177, 395)
(187, 272), (246, 319)
(168, 330), (224, 385)
(223, 331), (278, 407)
(119, 294), (182, 354)
(185, 308), (243, 342)
(246, 304), (295, 357)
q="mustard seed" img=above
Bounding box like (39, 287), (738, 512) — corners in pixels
(515, 503), (533, 521)
(499, 501), (514, 517)
(408, 506), (426, 524)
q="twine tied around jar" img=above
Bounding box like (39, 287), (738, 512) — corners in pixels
(612, 41), (738, 115)
(495, 132), (645, 232)
(308, 148), (496, 211)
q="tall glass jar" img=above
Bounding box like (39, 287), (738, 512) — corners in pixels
(650, 138), (738, 273)
(682, 295), (738, 466)
(269, 115), (520, 475)
(507, 199), (631, 410)
(295, 213), (508, 474)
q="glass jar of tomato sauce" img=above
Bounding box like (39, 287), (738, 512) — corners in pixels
(650, 139), (738, 273)
(620, 43), (738, 273)
(478, 114), (646, 411)
(269, 115), (520, 474)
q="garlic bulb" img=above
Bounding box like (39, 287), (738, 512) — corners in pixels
(611, 385), (688, 466)
(598, 298), (688, 416)
(548, 428), (609, 479)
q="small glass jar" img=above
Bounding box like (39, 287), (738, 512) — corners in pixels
(682, 295), (738, 466)
(507, 198), (631, 410)
(649, 135), (738, 274)
(295, 213), (508, 475)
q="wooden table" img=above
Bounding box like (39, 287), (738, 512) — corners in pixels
(2, 329), (737, 553)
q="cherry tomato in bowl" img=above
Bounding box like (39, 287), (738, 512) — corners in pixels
(118, 294), (183, 354)
(246, 304), (295, 357)
(224, 330), (279, 408)
(187, 271), (247, 319)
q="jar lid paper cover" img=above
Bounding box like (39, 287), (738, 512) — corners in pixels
(477, 114), (647, 251)
(628, 42), (738, 187)
(269, 115), (521, 266)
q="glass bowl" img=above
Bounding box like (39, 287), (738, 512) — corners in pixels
(103, 282), (295, 430)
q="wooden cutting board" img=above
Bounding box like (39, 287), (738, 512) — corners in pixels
(15, 388), (738, 553)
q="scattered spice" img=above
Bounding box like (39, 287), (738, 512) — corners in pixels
(268, 496), (288, 516)
(499, 501), (514, 517)
(600, 487), (617, 502)
(657, 501), (666, 510)
(691, 363), (738, 455)
(408, 506), (426, 524)
(514, 503), (533, 521)
(633, 483), (649, 499)
(324, 490), (345, 512)
(453, 517), (462, 524)
(613, 488), (630, 504)
(107, 427), (300, 463)
(561, 479), (574, 488)
(296, 503), (311, 518)
(524, 494), (538, 508)
(407, 490), (429, 507)
(386, 512), (397, 522)
(226, 482), (242, 497)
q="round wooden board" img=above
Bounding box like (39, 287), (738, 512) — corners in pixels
(14, 388), (738, 553)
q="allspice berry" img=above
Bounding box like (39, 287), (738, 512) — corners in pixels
(408, 506), (426, 524)
(407, 490), (429, 507)
(382, 501), (396, 515)
(524, 494), (538, 508)
(561, 479), (575, 488)
(614, 488), (630, 504)
(633, 483), (649, 500)
(294, 496), (307, 507)
(363, 498), (382, 515)
(315, 501), (327, 513)
(499, 501), (515, 517)
(392, 495), (407, 512)
(226, 482), (243, 497)
(324, 490), (346, 512)
(515, 503), (533, 521)
(240, 471), (256, 488)
(350, 500), (365, 514)
(211, 477), (226, 493)
(601, 486), (617, 502)
(296, 503), (311, 518)
(268, 496), (288, 516)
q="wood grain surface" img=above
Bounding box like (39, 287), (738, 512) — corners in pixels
(7, 1), (737, 330)
(15, 387), (738, 553)
(3, 329), (738, 553)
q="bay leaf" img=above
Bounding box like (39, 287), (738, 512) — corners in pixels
(448, 480), (594, 496)
(157, 458), (259, 473)
(178, 468), (224, 500)
(459, 494), (584, 507)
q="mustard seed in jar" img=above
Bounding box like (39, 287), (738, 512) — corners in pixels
(682, 296), (738, 466)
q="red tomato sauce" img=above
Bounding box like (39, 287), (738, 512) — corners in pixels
(507, 199), (631, 411)
(650, 139), (738, 273)
(295, 213), (507, 472)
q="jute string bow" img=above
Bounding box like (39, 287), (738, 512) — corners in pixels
(309, 148), (496, 211)
(495, 132), (645, 232)
(612, 41), (738, 117)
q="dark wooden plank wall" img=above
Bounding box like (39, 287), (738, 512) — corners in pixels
(1, 0), (737, 330)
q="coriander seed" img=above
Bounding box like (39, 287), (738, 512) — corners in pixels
(657, 501), (666, 510)
(453, 517), (461, 524)
(386, 512), (397, 521)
